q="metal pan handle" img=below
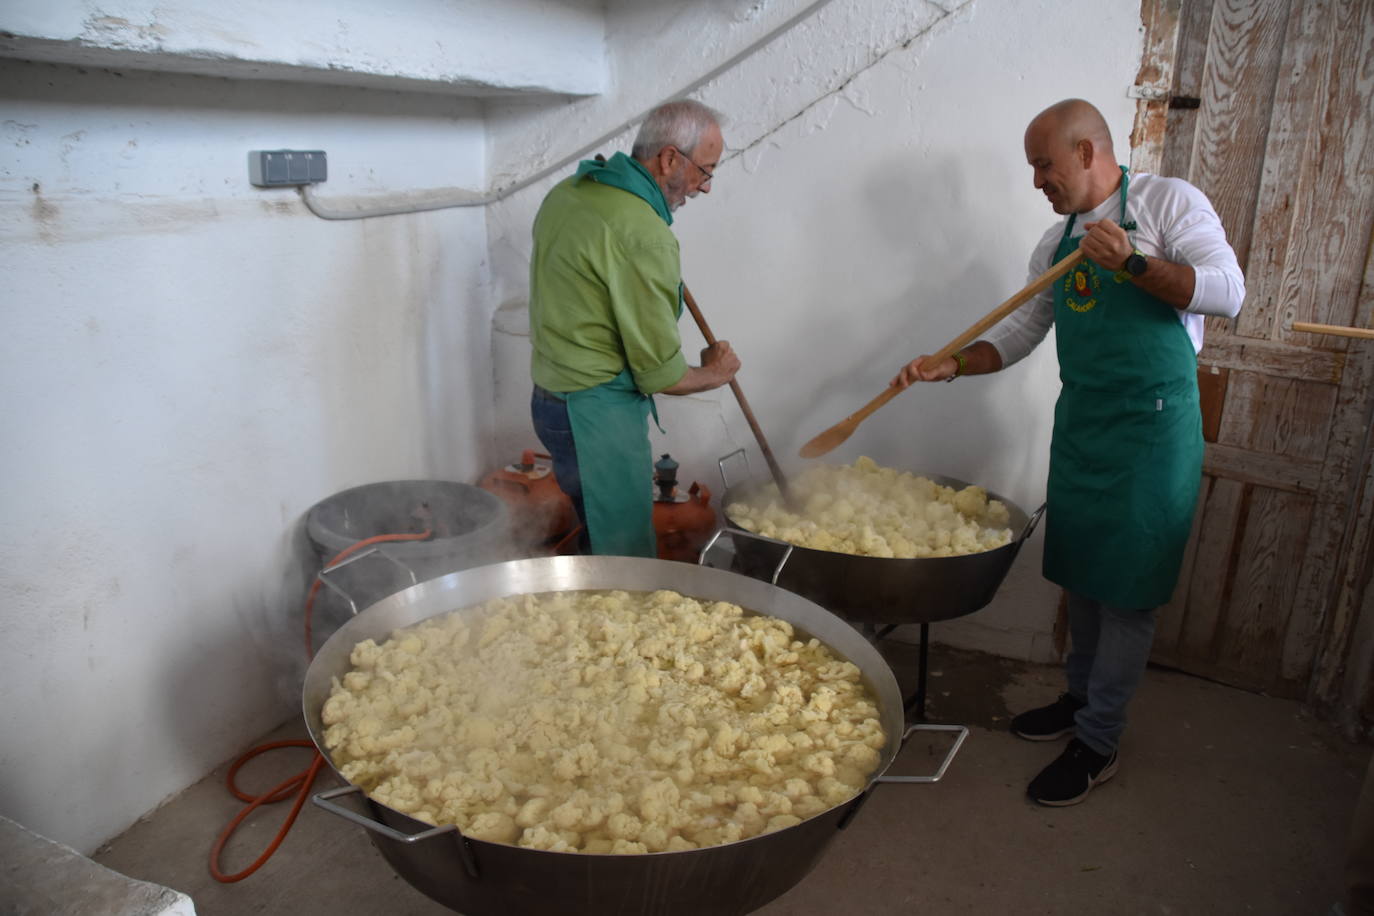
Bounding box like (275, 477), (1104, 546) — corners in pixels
(1019, 502), (1047, 544)
(874, 723), (968, 784)
(315, 547), (420, 616)
(716, 447), (751, 491)
(312, 785), (481, 877)
(837, 724), (968, 829)
(698, 526), (794, 585)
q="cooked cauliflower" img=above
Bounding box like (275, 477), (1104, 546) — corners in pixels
(322, 589), (886, 854)
(727, 456), (1013, 558)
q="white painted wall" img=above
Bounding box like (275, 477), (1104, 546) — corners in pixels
(484, 0), (838, 195)
(0, 58), (491, 852)
(488, 0), (1145, 660)
(0, 0), (606, 95)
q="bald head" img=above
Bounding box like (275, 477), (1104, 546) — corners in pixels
(1028, 99), (1115, 156)
(1024, 99), (1121, 214)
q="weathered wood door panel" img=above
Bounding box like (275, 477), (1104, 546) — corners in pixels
(1133, 0), (1374, 731)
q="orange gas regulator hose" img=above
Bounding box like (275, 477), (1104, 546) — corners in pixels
(209, 528), (432, 883)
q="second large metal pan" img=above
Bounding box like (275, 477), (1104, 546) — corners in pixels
(719, 452), (1044, 623)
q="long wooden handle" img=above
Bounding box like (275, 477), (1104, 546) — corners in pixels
(836, 383), (902, 428)
(681, 284), (791, 498)
(854, 246), (1084, 421)
(928, 245), (1084, 365)
(797, 246), (1087, 460)
(1292, 321), (1374, 341)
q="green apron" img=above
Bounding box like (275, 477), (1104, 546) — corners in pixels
(561, 153), (680, 558)
(1042, 168), (1204, 608)
(565, 369), (658, 557)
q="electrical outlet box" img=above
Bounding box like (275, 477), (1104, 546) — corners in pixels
(248, 150), (327, 187)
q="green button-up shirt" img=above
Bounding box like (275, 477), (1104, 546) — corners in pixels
(529, 172), (688, 395)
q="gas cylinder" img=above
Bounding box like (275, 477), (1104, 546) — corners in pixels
(652, 453), (718, 563)
(478, 450), (580, 555)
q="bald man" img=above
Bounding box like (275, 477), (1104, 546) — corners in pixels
(893, 99), (1245, 806)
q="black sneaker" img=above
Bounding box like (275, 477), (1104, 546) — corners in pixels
(1027, 738), (1119, 806)
(1010, 692), (1085, 741)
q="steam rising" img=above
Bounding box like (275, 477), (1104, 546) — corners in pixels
(318, 589), (888, 854)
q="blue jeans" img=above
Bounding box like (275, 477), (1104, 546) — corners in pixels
(530, 387), (590, 552)
(1065, 591), (1158, 756)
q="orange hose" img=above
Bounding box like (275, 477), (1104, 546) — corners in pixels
(209, 742), (324, 883)
(209, 528), (432, 883)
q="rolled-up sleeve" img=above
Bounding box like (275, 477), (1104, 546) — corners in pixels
(606, 237), (688, 394)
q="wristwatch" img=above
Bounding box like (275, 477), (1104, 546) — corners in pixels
(1123, 248), (1149, 277)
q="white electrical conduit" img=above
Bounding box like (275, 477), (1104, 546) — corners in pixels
(298, 0), (839, 220)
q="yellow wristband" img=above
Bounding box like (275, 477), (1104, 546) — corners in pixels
(946, 351), (968, 383)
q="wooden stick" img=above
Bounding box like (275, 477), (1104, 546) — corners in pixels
(1292, 321), (1374, 341)
(927, 245), (1086, 363)
(681, 284), (792, 500)
(797, 245), (1085, 459)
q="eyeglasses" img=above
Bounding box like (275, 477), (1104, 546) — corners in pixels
(670, 146), (715, 185)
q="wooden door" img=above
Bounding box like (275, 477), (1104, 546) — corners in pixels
(1129, 0), (1374, 732)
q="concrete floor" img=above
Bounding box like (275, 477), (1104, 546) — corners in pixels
(93, 637), (1367, 915)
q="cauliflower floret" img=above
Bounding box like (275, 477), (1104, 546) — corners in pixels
(321, 690), (359, 727)
(515, 797), (551, 828)
(520, 825), (579, 852)
(606, 811), (643, 841)
(638, 778), (682, 827)
(349, 639), (383, 670)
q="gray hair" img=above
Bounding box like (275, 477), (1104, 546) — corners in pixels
(631, 100), (724, 162)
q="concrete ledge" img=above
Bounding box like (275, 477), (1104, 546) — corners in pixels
(1, 814), (196, 916)
(0, 0), (606, 98)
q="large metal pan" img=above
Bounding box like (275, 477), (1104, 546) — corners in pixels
(718, 450), (1044, 624)
(303, 555), (965, 916)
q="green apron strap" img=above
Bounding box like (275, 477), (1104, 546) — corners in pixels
(564, 368), (658, 557)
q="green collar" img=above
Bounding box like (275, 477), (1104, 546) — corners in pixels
(574, 152), (673, 226)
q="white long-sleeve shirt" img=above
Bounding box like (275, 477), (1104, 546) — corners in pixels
(985, 171), (1246, 366)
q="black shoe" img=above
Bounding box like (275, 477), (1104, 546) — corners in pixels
(1010, 692), (1085, 741)
(1027, 738), (1119, 806)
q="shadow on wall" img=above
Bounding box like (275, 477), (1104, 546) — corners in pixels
(250, 518), (320, 708)
(153, 521), (310, 791)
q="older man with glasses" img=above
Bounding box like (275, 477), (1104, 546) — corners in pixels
(527, 99), (740, 557)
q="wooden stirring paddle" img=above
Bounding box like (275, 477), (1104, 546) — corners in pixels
(682, 284), (793, 502)
(799, 246), (1086, 460)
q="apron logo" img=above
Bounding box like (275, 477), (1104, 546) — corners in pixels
(1063, 262), (1102, 313)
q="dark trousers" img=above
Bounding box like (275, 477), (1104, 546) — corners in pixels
(530, 386), (590, 553)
